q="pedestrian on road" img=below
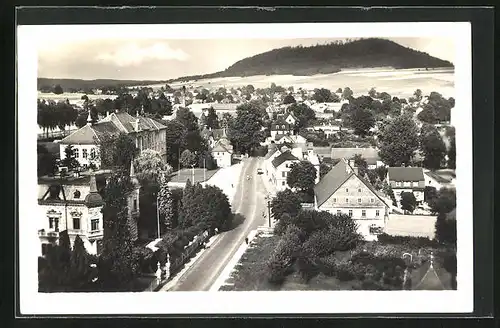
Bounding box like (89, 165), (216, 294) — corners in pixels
(245, 237), (249, 245)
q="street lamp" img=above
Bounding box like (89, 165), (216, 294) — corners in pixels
(264, 194), (272, 228)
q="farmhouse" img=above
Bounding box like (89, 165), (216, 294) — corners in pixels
(387, 167), (426, 204)
(314, 159), (388, 241)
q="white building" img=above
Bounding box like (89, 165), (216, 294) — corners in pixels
(37, 164), (140, 256)
(270, 151), (300, 191)
(387, 167), (426, 204)
(314, 159), (388, 241)
(59, 111), (167, 168)
(211, 138), (233, 168)
(424, 169), (456, 190)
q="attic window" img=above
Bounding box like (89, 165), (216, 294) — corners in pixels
(73, 190), (81, 199)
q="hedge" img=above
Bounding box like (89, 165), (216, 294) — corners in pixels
(377, 233), (439, 248)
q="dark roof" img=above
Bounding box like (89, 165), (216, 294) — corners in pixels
(271, 151), (299, 168)
(425, 170), (453, 184)
(264, 146), (279, 160)
(388, 167), (425, 182)
(314, 160), (353, 207)
(84, 193), (104, 207)
(60, 112), (166, 145)
(314, 159), (388, 207)
(271, 119), (290, 131)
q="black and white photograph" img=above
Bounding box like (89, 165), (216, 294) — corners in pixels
(18, 20), (474, 315)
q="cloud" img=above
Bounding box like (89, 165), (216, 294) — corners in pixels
(94, 42), (189, 67)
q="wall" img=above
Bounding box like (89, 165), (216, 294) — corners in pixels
(212, 151), (232, 168)
(59, 144), (100, 168)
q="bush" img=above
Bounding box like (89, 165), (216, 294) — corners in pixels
(316, 254), (338, 276)
(377, 233), (438, 248)
(335, 263), (355, 282)
(267, 225), (302, 285)
(434, 213), (456, 245)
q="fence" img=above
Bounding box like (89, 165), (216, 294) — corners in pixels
(144, 230), (211, 291)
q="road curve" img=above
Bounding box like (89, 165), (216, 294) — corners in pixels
(166, 157), (268, 291)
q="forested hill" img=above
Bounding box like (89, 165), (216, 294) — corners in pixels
(167, 38), (454, 83)
(37, 78), (167, 93)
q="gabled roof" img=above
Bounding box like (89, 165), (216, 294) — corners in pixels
(60, 112), (166, 145)
(285, 112), (298, 121)
(271, 151), (299, 168)
(314, 159), (387, 207)
(264, 146), (279, 160)
(388, 167), (425, 182)
(271, 119), (290, 131)
(425, 170), (453, 184)
(330, 147), (380, 161)
(212, 140), (233, 153)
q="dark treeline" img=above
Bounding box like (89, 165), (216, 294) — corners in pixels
(38, 78), (168, 94)
(166, 38), (454, 83)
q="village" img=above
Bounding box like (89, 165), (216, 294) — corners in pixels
(36, 78), (457, 292)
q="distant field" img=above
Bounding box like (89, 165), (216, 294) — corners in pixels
(137, 67), (455, 99)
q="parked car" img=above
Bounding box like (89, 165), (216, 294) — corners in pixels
(257, 168), (264, 174)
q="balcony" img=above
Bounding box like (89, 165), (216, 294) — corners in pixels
(38, 229), (59, 238)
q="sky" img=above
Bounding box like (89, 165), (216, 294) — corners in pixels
(38, 37), (455, 81)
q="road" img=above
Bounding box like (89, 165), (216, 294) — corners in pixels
(165, 157), (269, 291)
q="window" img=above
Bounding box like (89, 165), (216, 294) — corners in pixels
(90, 148), (96, 160)
(282, 181), (285, 186)
(282, 125), (285, 129)
(358, 188), (361, 192)
(337, 210), (341, 215)
(346, 188), (349, 192)
(345, 198), (349, 203)
(91, 219), (99, 231)
(362, 210), (366, 217)
(333, 198), (337, 203)
(396, 182), (401, 187)
(48, 217), (59, 232)
(82, 149), (88, 159)
(376, 210), (380, 217)
(282, 171), (286, 178)
(348, 210), (353, 217)
(358, 198), (361, 203)
(73, 190), (81, 199)
(133, 199), (138, 211)
(74, 148), (79, 158)
(73, 217), (80, 230)
(370, 198), (374, 203)
(41, 243), (53, 256)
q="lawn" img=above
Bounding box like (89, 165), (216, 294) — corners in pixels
(219, 233), (455, 291)
(169, 168), (219, 184)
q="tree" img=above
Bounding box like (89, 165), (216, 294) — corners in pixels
(271, 189), (302, 223)
(368, 87), (377, 98)
(204, 107), (220, 129)
(157, 174), (175, 231)
(424, 186), (438, 203)
(287, 161), (317, 192)
(283, 93), (296, 105)
(420, 124), (447, 170)
(346, 107), (375, 137)
(99, 170), (139, 290)
(319, 162), (332, 179)
(428, 188), (456, 214)
(435, 211), (456, 245)
(289, 102), (316, 128)
(38, 144), (57, 177)
(342, 87), (353, 100)
(312, 88), (338, 103)
(336, 88), (343, 93)
(448, 134), (456, 169)
(163, 120), (186, 168)
(400, 192), (417, 213)
(53, 84), (64, 94)
(378, 114), (419, 166)
(133, 149), (172, 187)
(61, 145), (80, 170)
(414, 89), (423, 102)
(176, 107), (198, 131)
(68, 235), (92, 290)
(375, 166), (388, 182)
(179, 149), (197, 168)
(96, 133), (138, 171)
(353, 154), (368, 177)
(418, 92), (454, 124)
(366, 169), (379, 186)
(227, 103), (265, 154)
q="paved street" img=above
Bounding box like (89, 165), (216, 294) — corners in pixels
(164, 157), (269, 291)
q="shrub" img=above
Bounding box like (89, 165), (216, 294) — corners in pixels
(377, 233), (438, 248)
(267, 225), (302, 284)
(316, 254), (338, 276)
(335, 263), (355, 282)
(434, 212), (456, 245)
(328, 214), (363, 251)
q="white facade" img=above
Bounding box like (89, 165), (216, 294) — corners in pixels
(271, 159), (300, 191)
(59, 144), (99, 167)
(212, 150), (232, 168)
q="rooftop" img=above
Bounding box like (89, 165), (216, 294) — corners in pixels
(388, 167), (425, 182)
(271, 151), (299, 168)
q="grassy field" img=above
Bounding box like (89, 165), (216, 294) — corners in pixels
(220, 232), (454, 291)
(169, 168), (219, 184)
